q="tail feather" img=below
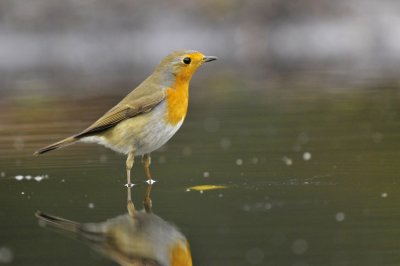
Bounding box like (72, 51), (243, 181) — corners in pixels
(35, 211), (106, 244)
(34, 136), (77, 155)
(35, 211), (80, 233)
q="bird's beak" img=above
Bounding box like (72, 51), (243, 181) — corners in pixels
(202, 56), (218, 63)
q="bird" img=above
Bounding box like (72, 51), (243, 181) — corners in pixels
(36, 183), (192, 266)
(34, 50), (217, 191)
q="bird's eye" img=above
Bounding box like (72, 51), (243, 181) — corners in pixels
(182, 57), (191, 65)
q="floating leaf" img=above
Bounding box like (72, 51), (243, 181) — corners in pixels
(187, 185), (227, 191)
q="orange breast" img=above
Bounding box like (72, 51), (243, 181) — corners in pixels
(170, 242), (192, 266)
(165, 80), (189, 125)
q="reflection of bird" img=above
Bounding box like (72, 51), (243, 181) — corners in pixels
(36, 184), (192, 266)
(34, 50), (217, 189)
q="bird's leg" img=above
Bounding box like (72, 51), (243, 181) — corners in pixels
(143, 182), (153, 213)
(127, 198), (136, 218)
(142, 154), (154, 184)
(126, 152), (135, 203)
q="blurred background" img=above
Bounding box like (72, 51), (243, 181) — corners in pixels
(1, 0), (400, 97)
(1, 1), (400, 266)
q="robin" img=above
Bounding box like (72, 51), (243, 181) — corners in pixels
(34, 50), (217, 190)
(36, 184), (192, 266)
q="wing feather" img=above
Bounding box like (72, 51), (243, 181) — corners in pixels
(75, 91), (165, 138)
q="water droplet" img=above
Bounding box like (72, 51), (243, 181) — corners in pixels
(292, 239), (308, 255)
(242, 204), (251, 212)
(88, 203), (95, 209)
(0, 246), (13, 263)
(336, 212), (346, 222)
(25, 175), (32, 180)
(15, 175), (23, 181)
(265, 203), (272, 210)
(34, 176), (44, 182)
(302, 152), (312, 161)
(282, 156), (293, 166)
(381, 192), (388, 198)
(236, 159), (243, 166)
(220, 137), (231, 150)
(251, 157), (259, 164)
(0, 172), (5, 178)
(203, 172), (210, 178)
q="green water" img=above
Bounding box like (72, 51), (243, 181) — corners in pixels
(1, 86), (400, 265)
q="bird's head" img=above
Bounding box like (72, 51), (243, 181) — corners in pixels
(155, 50), (217, 83)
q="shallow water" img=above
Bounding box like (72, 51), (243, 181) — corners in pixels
(1, 86), (400, 265)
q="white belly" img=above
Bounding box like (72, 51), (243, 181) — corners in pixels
(80, 101), (184, 155)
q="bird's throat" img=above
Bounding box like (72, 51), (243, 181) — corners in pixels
(165, 79), (189, 125)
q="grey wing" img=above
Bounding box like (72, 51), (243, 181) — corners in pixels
(74, 91), (165, 139)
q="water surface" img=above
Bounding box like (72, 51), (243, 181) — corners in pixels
(1, 86), (400, 265)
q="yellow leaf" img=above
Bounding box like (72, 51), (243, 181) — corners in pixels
(187, 185), (227, 191)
